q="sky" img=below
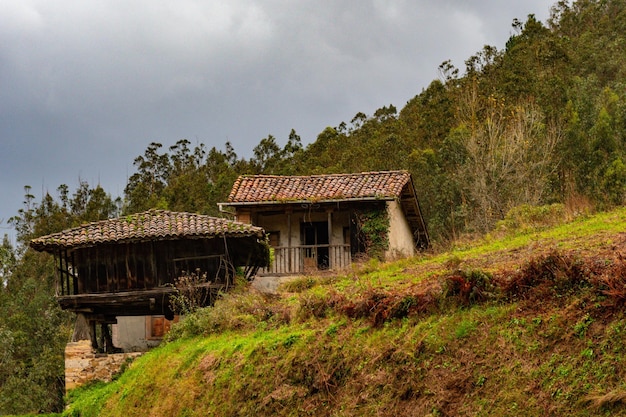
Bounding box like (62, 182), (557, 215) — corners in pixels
(0, 0), (556, 243)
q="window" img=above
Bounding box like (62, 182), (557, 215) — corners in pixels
(146, 315), (178, 340)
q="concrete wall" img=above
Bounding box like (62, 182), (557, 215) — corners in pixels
(256, 210), (350, 247)
(64, 340), (142, 391)
(112, 315), (175, 352)
(386, 200), (416, 260)
(256, 212), (299, 247)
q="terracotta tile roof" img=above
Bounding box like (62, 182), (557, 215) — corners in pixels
(30, 209), (265, 253)
(227, 171), (412, 204)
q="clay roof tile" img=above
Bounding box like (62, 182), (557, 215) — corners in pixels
(30, 209), (265, 253)
(227, 170), (411, 203)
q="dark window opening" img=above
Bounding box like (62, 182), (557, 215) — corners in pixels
(267, 231), (280, 247)
(301, 221), (329, 269)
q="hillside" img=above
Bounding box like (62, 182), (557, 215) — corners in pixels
(6, 1), (626, 414)
(63, 206), (626, 416)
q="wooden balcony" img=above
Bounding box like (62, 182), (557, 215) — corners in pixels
(261, 244), (352, 275)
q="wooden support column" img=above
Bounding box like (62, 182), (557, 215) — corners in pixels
(287, 207), (292, 272)
(58, 251), (64, 296)
(327, 208), (333, 269)
(102, 324), (114, 354)
(64, 250), (71, 295)
(95, 248), (100, 293)
(99, 323), (106, 353)
(72, 252), (79, 295)
(90, 320), (98, 351)
(149, 241), (157, 288)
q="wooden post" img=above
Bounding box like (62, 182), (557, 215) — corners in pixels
(102, 324), (114, 354)
(95, 248), (99, 293)
(65, 250), (71, 295)
(287, 208), (292, 272)
(106, 250), (112, 293)
(327, 208), (333, 269)
(149, 242), (157, 288)
(72, 252), (79, 294)
(58, 252), (64, 296)
(90, 320), (98, 351)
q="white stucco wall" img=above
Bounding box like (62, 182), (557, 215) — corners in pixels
(256, 213), (298, 247)
(255, 209), (352, 272)
(386, 200), (416, 260)
(112, 316), (161, 352)
(256, 210), (350, 246)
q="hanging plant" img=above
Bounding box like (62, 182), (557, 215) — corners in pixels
(354, 206), (389, 261)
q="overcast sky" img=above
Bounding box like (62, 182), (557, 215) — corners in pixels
(0, 0), (556, 243)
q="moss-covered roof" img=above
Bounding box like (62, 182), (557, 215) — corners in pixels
(30, 209), (265, 253)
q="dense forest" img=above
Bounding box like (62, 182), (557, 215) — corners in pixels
(3, 0), (626, 413)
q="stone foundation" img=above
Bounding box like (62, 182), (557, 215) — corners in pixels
(64, 340), (143, 390)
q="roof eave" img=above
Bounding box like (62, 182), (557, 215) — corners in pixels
(221, 196), (398, 207)
(30, 231), (266, 254)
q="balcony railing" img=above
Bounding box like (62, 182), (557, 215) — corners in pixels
(261, 244), (352, 275)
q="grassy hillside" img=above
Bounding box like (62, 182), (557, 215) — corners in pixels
(64, 206), (626, 416)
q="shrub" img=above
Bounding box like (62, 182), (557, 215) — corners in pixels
(296, 292), (331, 321)
(281, 276), (317, 293)
(169, 269), (210, 315)
(499, 250), (589, 299)
(354, 207), (390, 261)
(494, 203), (566, 236)
(444, 269), (496, 305)
(166, 290), (292, 341)
(594, 257), (626, 308)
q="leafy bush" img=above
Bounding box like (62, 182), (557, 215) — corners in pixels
(354, 207), (390, 260)
(495, 203), (566, 236)
(296, 292), (332, 321)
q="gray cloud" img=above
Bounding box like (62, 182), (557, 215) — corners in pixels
(0, 0), (555, 242)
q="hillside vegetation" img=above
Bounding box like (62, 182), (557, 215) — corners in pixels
(6, 0), (626, 413)
(62, 206), (626, 416)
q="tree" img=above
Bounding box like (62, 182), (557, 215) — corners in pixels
(0, 235), (15, 288)
(124, 142), (170, 213)
(164, 139), (213, 214)
(1, 187), (77, 414)
(251, 135), (283, 174)
(278, 129), (304, 175)
(453, 81), (560, 231)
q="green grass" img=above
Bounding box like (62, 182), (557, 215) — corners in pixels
(4, 415), (62, 417)
(60, 206), (626, 416)
(65, 302), (626, 416)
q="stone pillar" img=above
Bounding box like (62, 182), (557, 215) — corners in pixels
(71, 313), (91, 342)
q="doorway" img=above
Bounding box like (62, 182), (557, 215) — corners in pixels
(301, 221), (329, 269)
